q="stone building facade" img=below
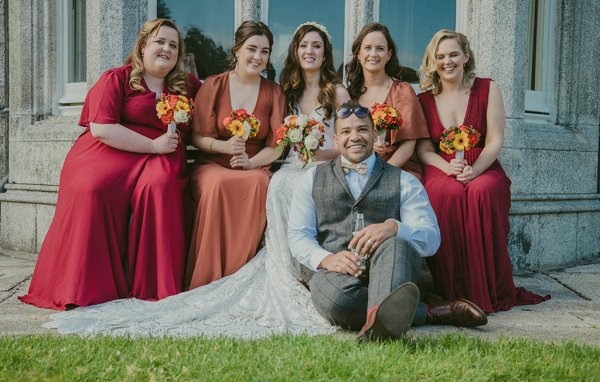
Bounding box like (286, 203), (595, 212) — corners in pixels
(0, 0), (598, 270)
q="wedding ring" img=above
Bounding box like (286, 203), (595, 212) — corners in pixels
(366, 239), (374, 246)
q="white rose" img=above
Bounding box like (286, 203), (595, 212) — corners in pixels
(296, 114), (309, 128)
(173, 110), (189, 124)
(304, 134), (319, 150)
(287, 128), (302, 143)
(242, 120), (252, 139)
(310, 128), (323, 140)
(284, 115), (293, 125)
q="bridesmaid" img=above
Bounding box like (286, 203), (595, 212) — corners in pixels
(416, 29), (549, 313)
(345, 22), (429, 178)
(186, 21), (286, 289)
(19, 19), (201, 309)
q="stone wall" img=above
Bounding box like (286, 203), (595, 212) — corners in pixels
(0, 0), (8, 185)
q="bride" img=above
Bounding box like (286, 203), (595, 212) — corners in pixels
(45, 22), (351, 338)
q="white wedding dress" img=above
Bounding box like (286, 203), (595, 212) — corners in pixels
(44, 107), (338, 338)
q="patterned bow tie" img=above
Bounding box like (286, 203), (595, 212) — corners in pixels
(341, 162), (368, 176)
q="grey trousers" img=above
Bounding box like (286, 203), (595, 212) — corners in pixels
(309, 237), (427, 331)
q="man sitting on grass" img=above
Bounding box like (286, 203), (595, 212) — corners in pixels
(288, 100), (487, 341)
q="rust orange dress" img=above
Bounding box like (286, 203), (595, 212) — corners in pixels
(185, 72), (286, 289)
(375, 80), (430, 179)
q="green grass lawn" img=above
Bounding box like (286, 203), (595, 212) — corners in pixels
(1, 334), (599, 381)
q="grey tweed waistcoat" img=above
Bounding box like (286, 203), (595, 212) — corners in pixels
(312, 155), (403, 254)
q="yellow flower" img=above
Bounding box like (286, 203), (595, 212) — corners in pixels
(440, 142), (453, 154)
(156, 102), (169, 117)
(452, 132), (469, 151)
(228, 120), (244, 136)
(175, 100), (190, 113)
(372, 110), (385, 121)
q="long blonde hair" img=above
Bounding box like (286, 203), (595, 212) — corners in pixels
(419, 29), (476, 95)
(124, 18), (188, 94)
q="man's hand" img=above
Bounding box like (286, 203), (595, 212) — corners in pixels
(318, 251), (361, 277)
(349, 220), (398, 258)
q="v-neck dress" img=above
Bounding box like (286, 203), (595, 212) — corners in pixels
(19, 64), (202, 309)
(185, 72), (286, 289)
(418, 77), (549, 313)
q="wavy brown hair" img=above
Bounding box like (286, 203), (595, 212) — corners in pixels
(228, 21), (274, 71)
(345, 23), (403, 100)
(419, 29), (476, 95)
(279, 24), (339, 121)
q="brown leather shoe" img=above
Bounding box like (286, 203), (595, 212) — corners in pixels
(357, 282), (420, 342)
(426, 298), (488, 327)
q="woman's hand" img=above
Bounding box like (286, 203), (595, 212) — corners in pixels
(230, 152), (253, 169)
(373, 141), (395, 159)
(447, 157), (466, 176)
(456, 165), (479, 183)
(151, 131), (179, 154)
(224, 136), (246, 155)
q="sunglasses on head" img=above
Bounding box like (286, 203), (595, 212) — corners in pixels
(335, 106), (370, 119)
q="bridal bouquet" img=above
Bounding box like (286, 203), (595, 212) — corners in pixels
(275, 114), (325, 165)
(156, 94), (194, 132)
(223, 109), (261, 140)
(370, 103), (403, 144)
(439, 124), (481, 159)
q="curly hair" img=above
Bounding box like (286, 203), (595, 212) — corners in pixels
(279, 24), (339, 121)
(345, 23), (403, 100)
(419, 29), (476, 95)
(228, 21), (274, 71)
(124, 18), (188, 94)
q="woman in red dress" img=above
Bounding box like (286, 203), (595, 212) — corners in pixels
(345, 23), (429, 179)
(185, 21), (286, 289)
(19, 19), (201, 310)
(416, 30), (549, 313)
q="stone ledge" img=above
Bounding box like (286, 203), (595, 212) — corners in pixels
(0, 187), (57, 205)
(510, 194), (600, 215)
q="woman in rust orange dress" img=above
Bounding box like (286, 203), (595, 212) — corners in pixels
(345, 22), (429, 179)
(185, 21), (286, 289)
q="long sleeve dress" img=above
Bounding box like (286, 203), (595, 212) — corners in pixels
(418, 77), (549, 313)
(185, 71), (286, 289)
(19, 65), (201, 309)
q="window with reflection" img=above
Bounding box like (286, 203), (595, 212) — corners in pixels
(379, 0), (456, 83)
(268, 0), (345, 82)
(158, 0), (234, 80)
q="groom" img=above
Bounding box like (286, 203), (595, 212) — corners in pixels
(288, 100), (487, 341)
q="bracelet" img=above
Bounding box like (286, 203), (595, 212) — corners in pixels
(209, 138), (216, 153)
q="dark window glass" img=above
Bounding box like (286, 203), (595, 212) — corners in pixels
(379, 0), (456, 83)
(158, 0), (234, 80)
(69, 0), (86, 83)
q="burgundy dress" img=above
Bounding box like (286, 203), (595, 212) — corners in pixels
(19, 65), (201, 310)
(418, 77), (549, 313)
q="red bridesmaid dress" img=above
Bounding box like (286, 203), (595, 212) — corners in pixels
(19, 65), (201, 310)
(418, 77), (550, 313)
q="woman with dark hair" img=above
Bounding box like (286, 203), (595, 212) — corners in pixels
(185, 21), (286, 289)
(20, 19), (201, 309)
(345, 22), (429, 178)
(44, 22), (345, 339)
(416, 29), (549, 313)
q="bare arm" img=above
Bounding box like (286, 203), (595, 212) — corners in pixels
(457, 81), (505, 183)
(190, 131), (245, 155)
(387, 139), (416, 168)
(416, 138), (464, 176)
(90, 123), (178, 154)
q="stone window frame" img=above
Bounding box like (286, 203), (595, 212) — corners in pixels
(57, 0), (87, 117)
(524, 0), (557, 123)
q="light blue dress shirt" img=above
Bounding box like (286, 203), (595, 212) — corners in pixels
(288, 153), (441, 271)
